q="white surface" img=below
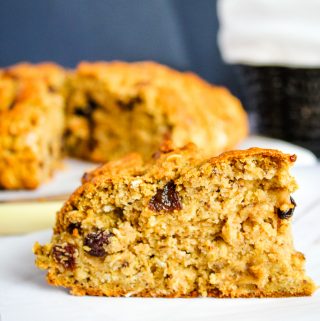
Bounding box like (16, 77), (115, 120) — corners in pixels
(0, 165), (320, 321)
(0, 158), (96, 202)
(218, 0), (320, 66)
(0, 136), (317, 202)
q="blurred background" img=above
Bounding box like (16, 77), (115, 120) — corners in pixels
(1, 0), (320, 155)
(0, 0), (241, 99)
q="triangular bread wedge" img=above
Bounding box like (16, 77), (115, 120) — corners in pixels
(34, 145), (316, 297)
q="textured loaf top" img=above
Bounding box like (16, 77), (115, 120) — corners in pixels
(0, 63), (66, 134)
(59, 144), (297, 225)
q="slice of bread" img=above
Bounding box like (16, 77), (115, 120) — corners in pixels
(34, 145), (315, 297)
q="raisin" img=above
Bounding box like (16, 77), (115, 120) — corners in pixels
(82, 172), (90, 182)
(63, 127), (72, 138)
(48, 85), (57, 93)
(87, 98), (99, 151)
(114, 207), (124, 219)
(74, 106), (91, 117)
(277, 196), (296, 219)
(151, 150), (162, 160)
(67, 222), (81, 235)
(7, 99), (17, 110)
(52, 244), (77, 270)
(88, 138), (98, 151)
(121, 261), (129, 268)
(73, 97), (99, 151)
(290, 154), (297, 162)
(84, 230), (113, 257)
(74, 98), (99, 117)
(117, 96), (142, 111)
(148, 180), (182, 212)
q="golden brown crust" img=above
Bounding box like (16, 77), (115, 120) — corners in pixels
(46, 266), (315, 298)
(2, 62), (66, 84)
(62, 146), (295, 214)
(81, 153), (143, 183)
(47, 270), (315, 298)
(80, 146), (295, 187)
(68, 286), (316, 298)
(209, 147), (296, 166)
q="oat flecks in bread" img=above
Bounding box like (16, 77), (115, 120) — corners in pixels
(0, 61), (248, 189)
(34, 145), (316, 297)
(0, 63), (66, 189)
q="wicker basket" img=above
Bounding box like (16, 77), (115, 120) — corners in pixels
(237, 65), (320, 156)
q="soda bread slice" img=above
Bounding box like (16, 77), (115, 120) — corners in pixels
(34, 145), (316, 297)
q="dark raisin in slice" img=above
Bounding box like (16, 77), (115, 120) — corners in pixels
(67, 222), (82, 234)
(114, 207), (124, 219)
(121, 261), (129, 268)
(74, 97), (99, 117)
(7, 97), (17, 110)
(52, 244), (77, 270)
(74, 106), (90, 117)
(148, 180), (182, 212)
(63, 127), (72, 138)
(87, 97), (99, 110)
(84, 230), (113, 257)
(117, 96), (142, 111)
(48, 85), (57, 93)
(277, 196), (296, 219)
(151, 150), (162, 160)
(82, 172), (90, 182)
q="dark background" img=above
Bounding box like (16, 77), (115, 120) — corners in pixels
(0, 0), (242, 99)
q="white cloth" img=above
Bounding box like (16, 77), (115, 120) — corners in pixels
(218, 0), (320, 67)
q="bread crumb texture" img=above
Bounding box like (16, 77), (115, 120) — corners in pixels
(34, 145), (316, 297)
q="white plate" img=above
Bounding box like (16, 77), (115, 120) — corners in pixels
(0, 165), (320, 321)
(0, 158), (96, 202)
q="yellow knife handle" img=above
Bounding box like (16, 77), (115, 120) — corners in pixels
(0, 201), (62, 235)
